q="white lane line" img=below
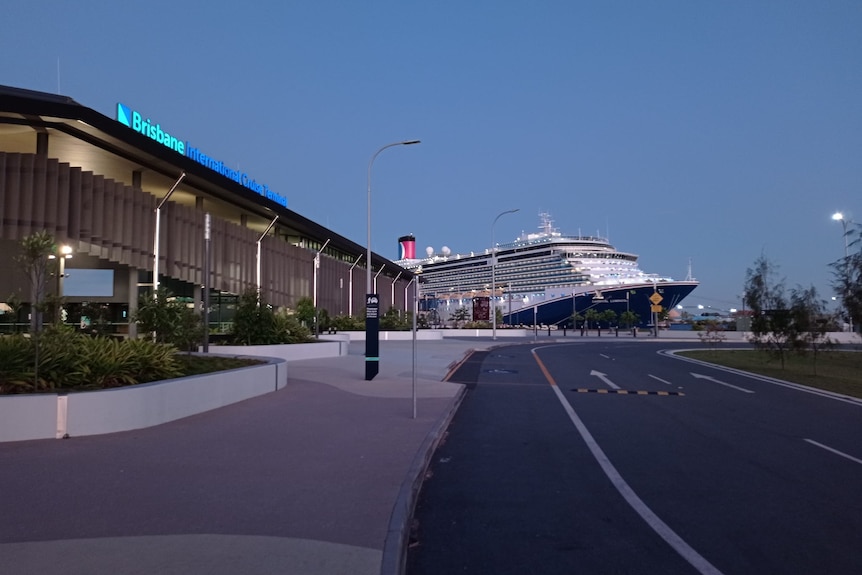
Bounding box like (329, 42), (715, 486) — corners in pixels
(550, 385), (725, 575)
(804, 439), (862, 466)
(600, 353), (611, 359)
(590, 370), (620, 389)
(649, 374), (673, 386)
(691, 373), (755, 394)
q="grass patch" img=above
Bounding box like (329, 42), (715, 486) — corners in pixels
(678, 350), (862, 399)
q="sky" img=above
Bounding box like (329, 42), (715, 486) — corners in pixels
(2, 1), (860, 312)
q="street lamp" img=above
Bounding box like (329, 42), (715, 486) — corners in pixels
(256, 215), (279, 301)
(49, 245), (73, 324)
(491, 208), (519, 340)
(832, 212), (853, 332)
(832, 212), (849, 258)
(347, 254), (363, 317)
(153, 172), (186, 298)
(313, 238), (331, 338)
(366, 140), (420, 381)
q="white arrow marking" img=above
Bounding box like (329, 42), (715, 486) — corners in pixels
(590, 370), (620, 390)
(691, 373), (754, 393)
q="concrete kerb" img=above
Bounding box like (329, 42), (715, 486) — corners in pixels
(378, 348), (476, 575)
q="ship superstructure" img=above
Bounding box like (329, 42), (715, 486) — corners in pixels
(396, 213), (698, 327)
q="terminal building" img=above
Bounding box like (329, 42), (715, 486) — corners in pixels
(0, 85), (414, 335)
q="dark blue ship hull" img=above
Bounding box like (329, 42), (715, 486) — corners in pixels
(503, 282), (698, 328)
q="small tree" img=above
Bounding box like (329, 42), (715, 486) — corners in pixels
(831, 222), (862, 333)
(295, 297), (316, 329)
(16, 231), (56, 334)
(451, 307), (470, 328)
(134, 289), (204, 351)
(619, 310), (640, 330)
(585, 308), (601, 335)
(789, 285), (832, 374)
(744, 254), (793, 368)
(229, 289), (279, 345)
(600, 309), (618, 330)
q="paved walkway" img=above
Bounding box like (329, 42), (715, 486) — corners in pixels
(0, 339), (486, 575)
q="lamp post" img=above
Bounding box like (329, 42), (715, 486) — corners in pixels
(256, 215), (279, 300)
(832, 212), (853, 332)
(366, 140), (420, 381)
(153, 172), (186, 298)
(313, 238), (331, 338)
(49, 245), (73, 324)
(491, 208), (519, 340)
(347, 254), (362, 317)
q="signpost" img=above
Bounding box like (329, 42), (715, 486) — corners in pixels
(365, 294), (380, 380)
(649, 291), (663, 337)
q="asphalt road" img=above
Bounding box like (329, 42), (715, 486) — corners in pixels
(407, 341), (862, 574)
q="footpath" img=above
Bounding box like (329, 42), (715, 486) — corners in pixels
(0, 339), (487, 575)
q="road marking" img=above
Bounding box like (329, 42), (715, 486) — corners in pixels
(600, 353), (611, 359)
(548, 384), (724, 575)
(691, 373), (754, 393)
(590, 370), (620, 389)
(804, 439), (862, 466)
(531, 347), (724, 575)
(574, 389), (684, 396)
(649, 374), (673, 386)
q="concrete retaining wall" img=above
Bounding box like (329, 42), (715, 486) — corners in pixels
(209, 340), (348, 359)
(1, 358), (287, 443)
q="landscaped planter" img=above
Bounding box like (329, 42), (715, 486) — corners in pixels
(0, 357), (287, 443)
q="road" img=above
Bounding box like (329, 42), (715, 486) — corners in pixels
(407, 341), (862, 574)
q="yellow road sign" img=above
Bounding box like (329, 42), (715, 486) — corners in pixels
(649, 292), (663, 305)
(651, 304), (663, 313)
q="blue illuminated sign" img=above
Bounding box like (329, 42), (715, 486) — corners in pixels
(116, 103), (287, 207)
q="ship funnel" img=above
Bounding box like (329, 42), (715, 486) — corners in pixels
(399, 235), (416, 259)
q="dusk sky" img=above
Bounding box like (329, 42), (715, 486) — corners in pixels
(3, 1), (860, 312)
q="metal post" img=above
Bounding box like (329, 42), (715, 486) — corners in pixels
(203, 213), (211, 352)
(491, 208), (519, 340)
(153, 172), (186, 298)
(348, 254), (362, 317)
(366, 140), (420, 381)
(256, 215), (279, 300)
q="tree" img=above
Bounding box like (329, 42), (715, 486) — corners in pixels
(229, 289), (279, 345)
(295, 297), (316, 329)
(451, 307), (470, 328)
(600, 309), (618, 329)
(831, 222), (862, 333)
(789, 285), (832, 373)
(619, 310), (640, 330)
(134, 289), (204, 351)
(584, 308), (601, 335)
(744, 254), (793, 367)
(16, 231), (55, 334)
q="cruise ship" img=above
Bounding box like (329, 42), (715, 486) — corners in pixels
(395, 213), (698, 328)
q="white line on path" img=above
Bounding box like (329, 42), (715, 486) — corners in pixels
(600, 353), (611, 359)
(550, 385), (725, 575)
(691, 373), (755, 394)
(649, 374), (673, 386)
(804, 439), (862, 466)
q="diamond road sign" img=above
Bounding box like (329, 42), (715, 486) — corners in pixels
(649, 292), (663, 305)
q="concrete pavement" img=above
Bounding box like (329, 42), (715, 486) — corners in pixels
(0, 339), (487, 575)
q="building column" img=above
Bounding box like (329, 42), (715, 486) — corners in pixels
(36, 131), (49, 156)
(132, 170), (142, 190)
(127, 267), (138, 339)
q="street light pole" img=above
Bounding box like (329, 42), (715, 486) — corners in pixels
(491, 208), (519, 340)
(153, 172), (185, 299)
(366, 140), (420, 381)
(832, 212), (853, 332)
(313, 238), (331, 338)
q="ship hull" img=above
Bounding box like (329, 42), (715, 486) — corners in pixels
(502, 282), (698, 328)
